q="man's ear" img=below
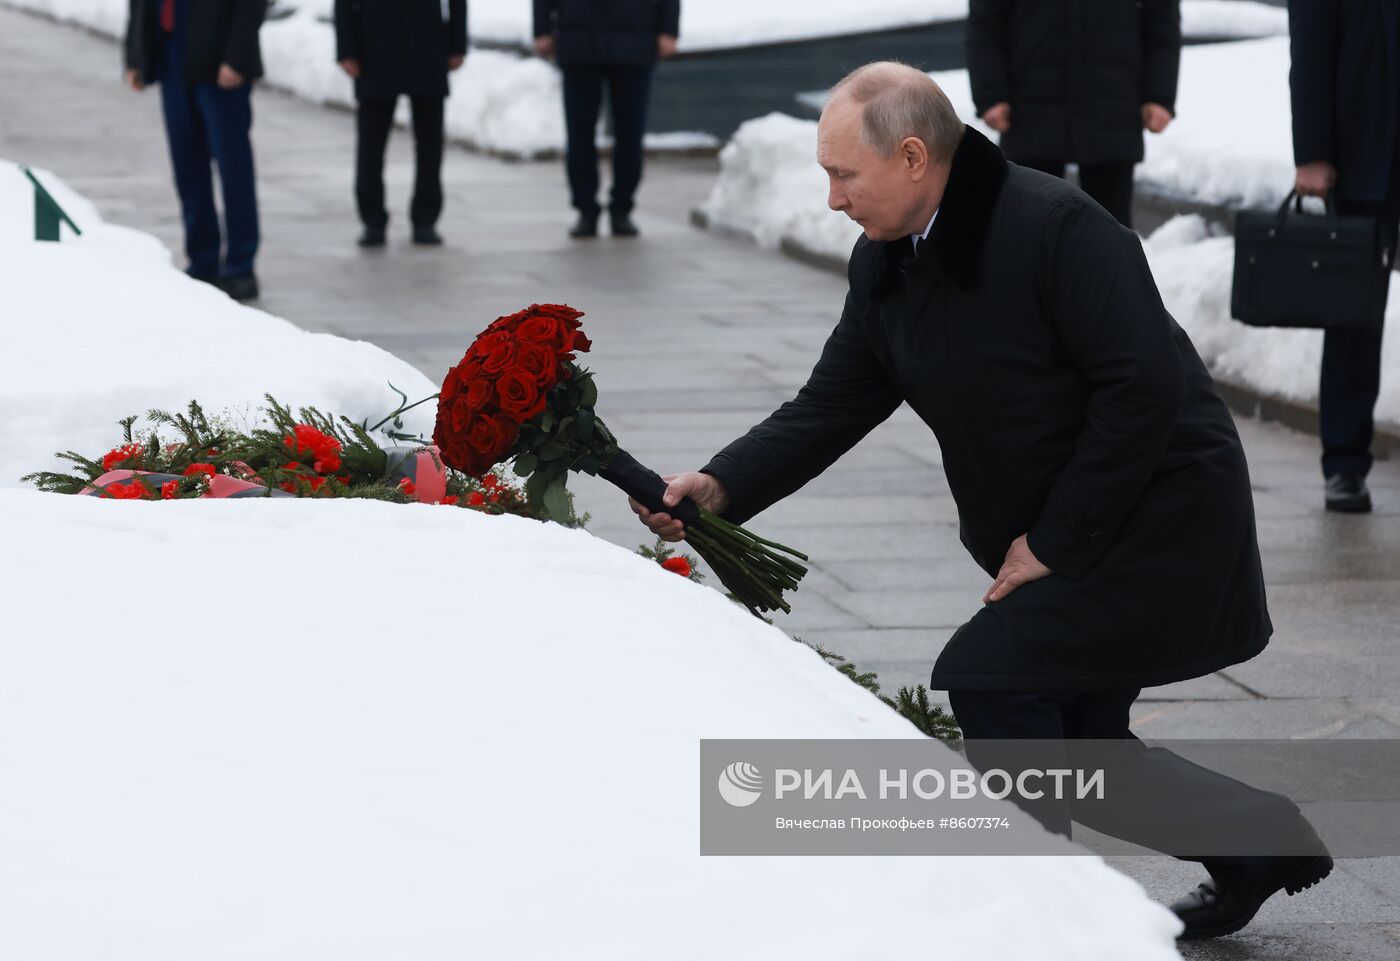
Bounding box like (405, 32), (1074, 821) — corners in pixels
(902, 136), (930, 179)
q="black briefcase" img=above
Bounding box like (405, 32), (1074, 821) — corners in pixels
(1231, 191), (1392, 330)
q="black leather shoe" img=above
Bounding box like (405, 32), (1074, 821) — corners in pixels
(1325, 474), (1372, 513)
(570, 213), (599, 238)
(219, 274), (260, 302)
(411, 226), (443, 246)
(358, 224), (386, 248)
(610, 212), (639, 237)
(1170, 853), (1333, 940)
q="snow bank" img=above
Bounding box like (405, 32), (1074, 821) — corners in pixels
(703, 36), (1299, 259)
(0, 160), (1185, 961)
(1144, 215), (1400, 426)
(0, 159), (439, 486)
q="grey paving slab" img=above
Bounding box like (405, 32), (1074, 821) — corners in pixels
(7, 6), (1400, 952)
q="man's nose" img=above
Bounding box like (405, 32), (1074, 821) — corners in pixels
(827, 185), (846, 212)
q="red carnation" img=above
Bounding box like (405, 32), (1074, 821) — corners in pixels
(184, 463), (216, 478)
(105, 478), (151, 500)
(399, 478), (416, 497)
(160, 480), (180, 500)
(440, 495), (460, 506)
(102, 443), (145, 472)
(661, 556), (692, 578)
(467, 491), (486, 506)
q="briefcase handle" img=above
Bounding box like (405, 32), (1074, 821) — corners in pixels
(1276, 189), (1338, 225)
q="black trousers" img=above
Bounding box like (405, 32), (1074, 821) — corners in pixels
(1019, 158), (1136, 229)
(561, 63), (653, 218)
(947, 687), (1309, 875)
(1321, 192), (1398, 479)
(355, 95), (445, 230)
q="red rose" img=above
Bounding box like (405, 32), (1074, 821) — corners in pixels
(464, 377), (494, 412)
(461, 412), (518, 476)
(160, 480), (180, 500)
(661, 556), (692, 578)
(515, 341), (561, 389)
(184, 463), (216, 478)
(496, 368), (545, 422)
(476, 332), (517, 375)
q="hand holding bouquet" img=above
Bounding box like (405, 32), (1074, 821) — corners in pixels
(433, 304), (808, 616)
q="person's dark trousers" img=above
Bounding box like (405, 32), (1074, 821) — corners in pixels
(946, 687), (1311, 877)
(561, 63), (654, 219)
(1320, 194), (1398, 479)
(1019, 158), (1137, 229)
(355, 96), (446, 231)
(156, 20), (259, 280)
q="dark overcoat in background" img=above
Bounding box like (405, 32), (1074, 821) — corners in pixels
(334, 0), (468, 100)
(967, 0), (1180, 165)
(1289, 0), (1400, 204)
(126, 0), (266, 86)
(702, 127), (1272, 693)
(533, 0), (680, 66)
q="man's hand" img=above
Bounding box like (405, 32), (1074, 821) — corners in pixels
(1141, 102), (1172, 133)
(533, 35), (557, 59)
(629, 472), (731, 542)
(339, 58), (361, 79)
(981, 102), (1011, 132)
(983, 534), (1052, 604)
(1295, 160), (1337, 198)
(217, 64), (245, 89)
(448, 53), (465, 72)
(123, 68), (144, 92)
(657, 34), (678, 59)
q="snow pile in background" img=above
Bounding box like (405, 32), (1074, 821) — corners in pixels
(1181, 0), (1287, 38)
(0, 156), (1183, 961)
(0, 159), (439, 485)
(704, 37), (1298, 258)
(1144, 215), (1400, 425)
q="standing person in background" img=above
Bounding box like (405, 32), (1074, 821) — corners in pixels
(967, 0), (1180, 229)
(335, 0), (468, 248)
(533, 0), (680, 238)
(124, 0), (266, 302)
(1289, 0), (1400, 514)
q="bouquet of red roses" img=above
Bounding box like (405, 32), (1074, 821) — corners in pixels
(433, 303), (808, 616)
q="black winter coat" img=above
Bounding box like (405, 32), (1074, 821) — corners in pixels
(335, 0), (468, 101)
(702, 128), (1271, 693)
(968, 0), (1181, 165)
(1289, 0), (1400, 204)
(533, 0), (680, 67)
(125, 0), (266, 86)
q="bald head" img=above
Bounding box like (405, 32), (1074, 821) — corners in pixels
(828, 61), (964, 163)
(817, 62), (962, 242)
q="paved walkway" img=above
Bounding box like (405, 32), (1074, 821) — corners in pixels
(3, 7), (1399, 957)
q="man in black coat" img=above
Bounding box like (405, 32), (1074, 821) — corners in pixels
(532, 0), (680, 238)
(967, 0), (1180, 228)
(1289, 0), (1400, 513)
(335, 0), (468, 247)
(124, 0), (266, 301)
(631, 63), (1330, 940)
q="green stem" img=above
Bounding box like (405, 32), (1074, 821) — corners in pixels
(368, 393), (440, 433)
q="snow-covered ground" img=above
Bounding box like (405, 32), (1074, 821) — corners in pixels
(0, 159), (440, 486)
(0, 161), (1186, 960)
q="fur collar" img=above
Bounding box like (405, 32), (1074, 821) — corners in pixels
(869, 125), (1008, 296)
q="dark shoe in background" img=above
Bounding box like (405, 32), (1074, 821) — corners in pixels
(1325, 474), (1372, 513)
(610, 211), (639, 237)
(358, 224), (387, 248)
(219, 274), (260, 303)
(570, 212), (599, 238)
(411, 226), (443, 246)
(1170, 853), (1333, 940)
